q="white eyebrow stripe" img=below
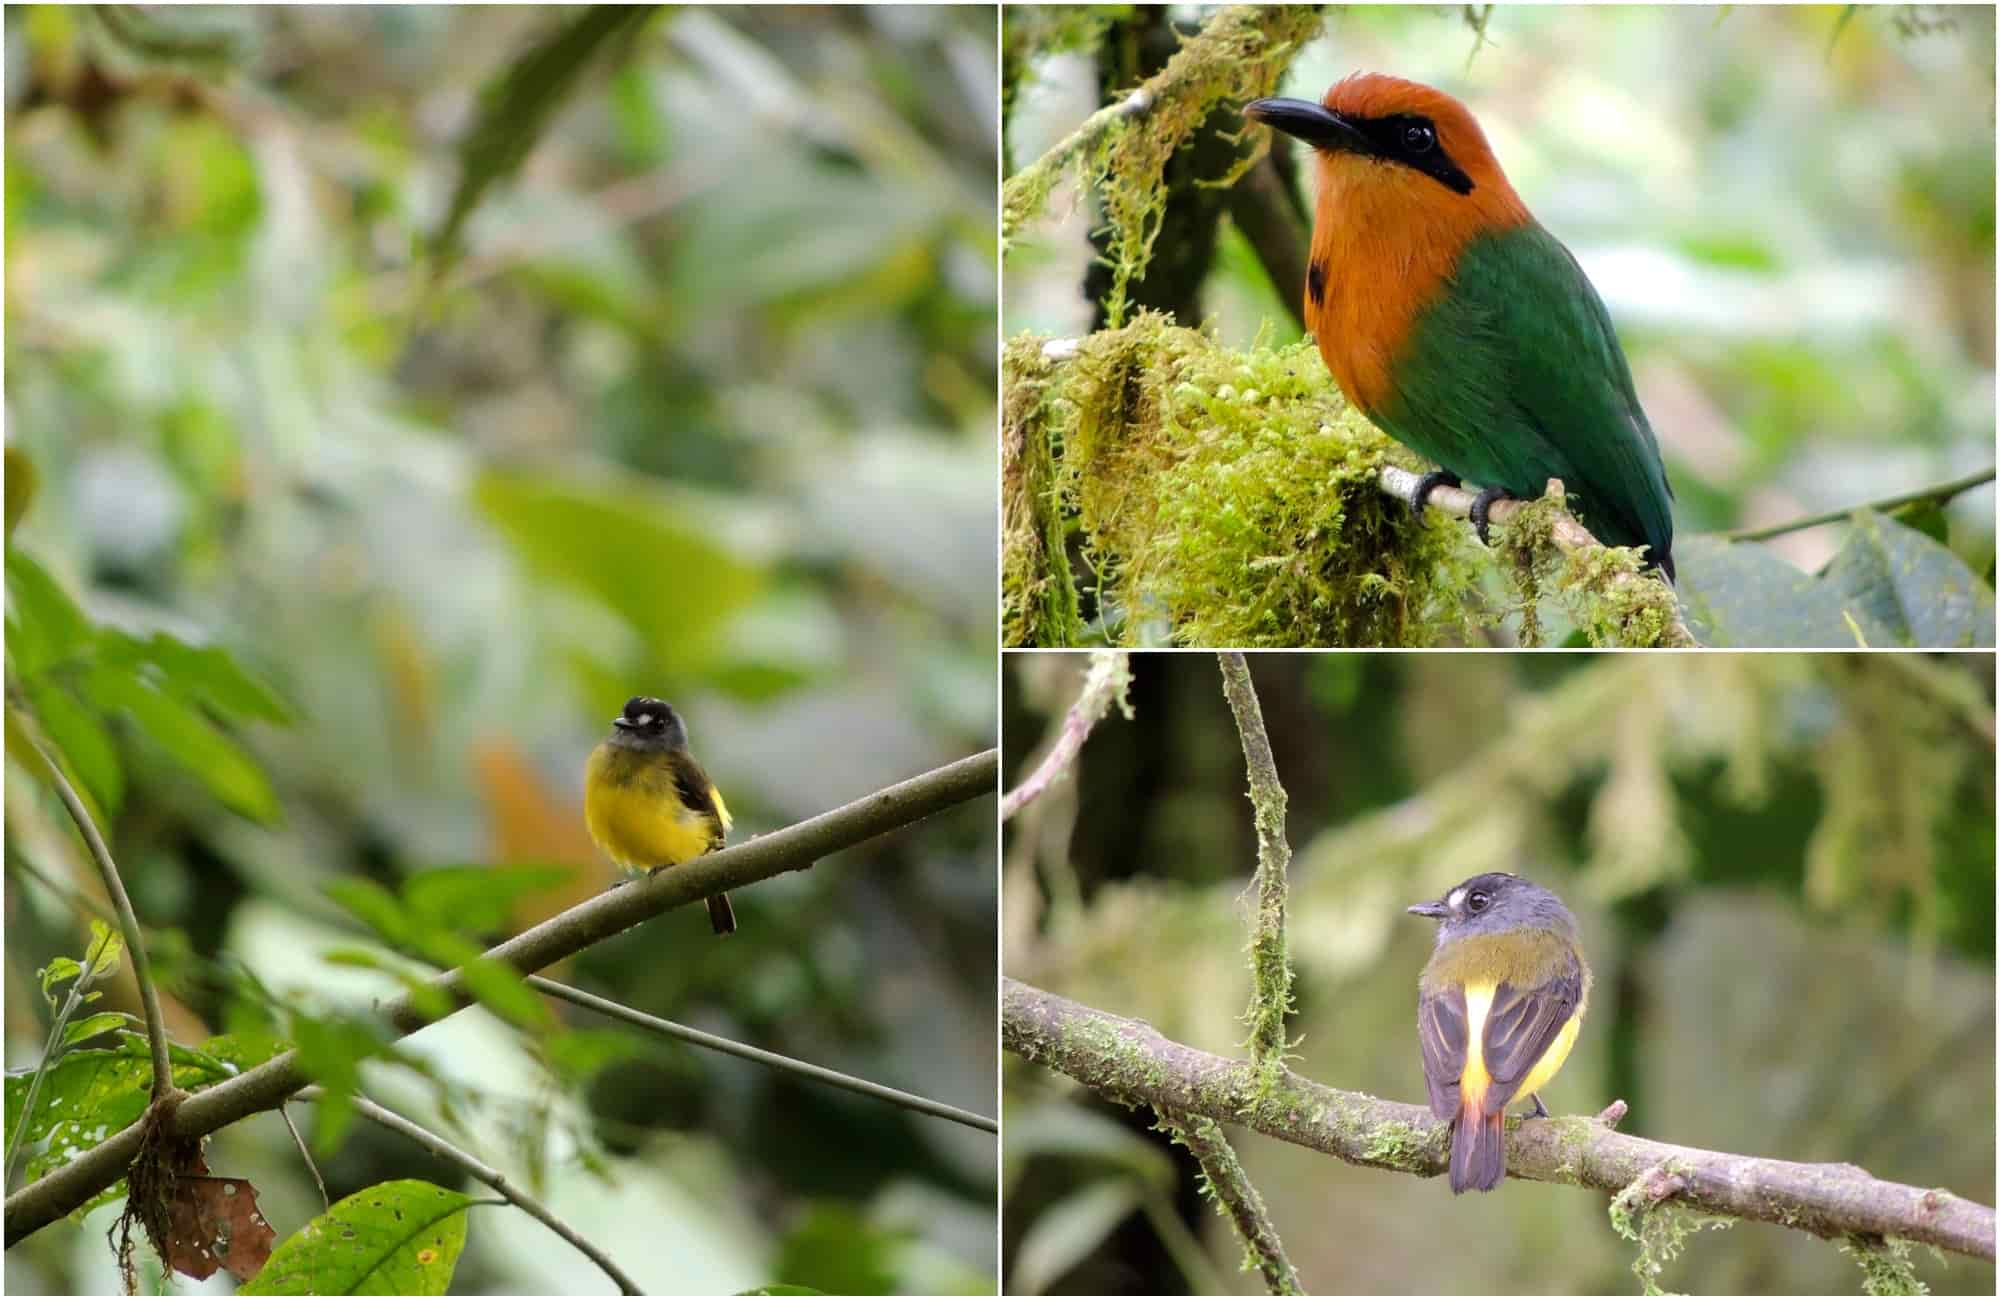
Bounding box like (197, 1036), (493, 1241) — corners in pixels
(1448, 887), (1466, 910)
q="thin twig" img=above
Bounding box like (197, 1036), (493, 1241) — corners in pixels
(1375, 465), (1697, 648)
(1721, 467), (1996, 543)
(296, 1087), (640, 1296)
(1001, 651), (1131, 821)
(5, 749), (999, 1244)
(278, 1103), (329, 1211)
(526, 976), (995, 1133)
(25, 734), (175, 1103)
(1003, 978), (1997, 1262)
(4, 933), (116, 1188)
(1161, 1107), (1302, 1295)
(1215, 655), (1293, 1076)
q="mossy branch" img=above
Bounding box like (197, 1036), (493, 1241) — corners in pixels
(1215, 654), (1292, 1079)
(1002, 978), (1997, 1263)
(1002, 320), (1690, 647)
(1159, 1107), (1303, 1296)
(3, 750), (999, 1245)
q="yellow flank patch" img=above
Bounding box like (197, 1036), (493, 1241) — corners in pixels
(710, 784), (733, 832)
(1460, 981), (1495, 1106)
(1517, 1009), (1582, 1101)
(584, 746), (719, 871)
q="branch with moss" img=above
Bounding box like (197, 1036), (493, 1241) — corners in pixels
(1002, 650), (1132, 821)
(1159, 1108), (1302, 1296)
(1002, 319), (1691, 648)
(1215, 655), (1292, 1078)
(3, 749), (998, 1245)
(1003, 979), (1996, 1263)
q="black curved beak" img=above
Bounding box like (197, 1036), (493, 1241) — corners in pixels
(1244, 97), (1369, 154)
(1406, 900), (1448, 920)
(611, 717), (633, 729)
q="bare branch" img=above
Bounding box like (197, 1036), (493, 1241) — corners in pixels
(4, 749), (998, 1244)
(1001, 651), (1131, 821)
(1003, 978), (1996, 1262)
(298, 1087), (641, 1296)
(1720, 466), (1996, 543)
(526, 976), (995, 1133)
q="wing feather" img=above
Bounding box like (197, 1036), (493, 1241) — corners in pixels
(1476, 948), (1585, 1115)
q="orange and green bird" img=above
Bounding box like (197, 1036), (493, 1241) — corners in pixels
(1247, 75), (1676, 581)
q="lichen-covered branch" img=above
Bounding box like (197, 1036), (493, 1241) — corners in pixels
(1215, 655), (1292, 1078)
(4, 750), (999, 1245)
(1003, 979), (1996, 1263)
(1160, 1107), (1303, 1295)
(1003, 319), (1688, 647)
(1002, 650), (1132, 821)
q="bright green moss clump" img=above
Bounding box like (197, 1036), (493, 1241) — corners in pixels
(1003, 315), (1484, 646)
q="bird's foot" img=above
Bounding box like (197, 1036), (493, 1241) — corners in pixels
(1468, 486), (1517, 546)
(1407, 470), (1462, 521)
(1528, 1093), (1549, 1120)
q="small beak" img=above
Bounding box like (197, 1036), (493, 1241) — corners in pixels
(1243, 97), (1369, 154)
(611, 717), (633, 730)
(1406, 900), (1448, 920)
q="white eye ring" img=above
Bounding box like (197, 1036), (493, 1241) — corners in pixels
(636, 714), (653, 725)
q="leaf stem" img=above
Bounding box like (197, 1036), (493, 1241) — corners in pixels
(1722, 467), (1996, 543)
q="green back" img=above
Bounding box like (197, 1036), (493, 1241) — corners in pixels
(1376, 223), (1675, 577)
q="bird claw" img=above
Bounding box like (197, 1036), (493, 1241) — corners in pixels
(1468, 486), (1515, 545)
(1408, 470), (1462, 521)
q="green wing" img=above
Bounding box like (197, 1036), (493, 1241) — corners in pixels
(1379, 223), (1676, 578)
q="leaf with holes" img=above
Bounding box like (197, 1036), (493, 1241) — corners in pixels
(239, 1179), (473, 1296)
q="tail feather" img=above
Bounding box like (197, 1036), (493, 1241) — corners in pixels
(706, 892), (737, 936)
(1449, 1107), (1506, 1193)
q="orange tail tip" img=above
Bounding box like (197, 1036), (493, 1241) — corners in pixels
(706, 893), (737, 936)
(1449, 1107), (1506, 1193)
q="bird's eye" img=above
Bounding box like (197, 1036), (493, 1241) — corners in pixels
(1403, 123), (1435, 153)
(1467, 890), (1490, 913)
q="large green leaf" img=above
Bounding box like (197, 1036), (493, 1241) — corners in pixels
(1674, 535), (1896, 647)
(99, 630), (293, 723)
(1818, 509), (1995, 647)
(86, 665), (282, 823)
(25, 679), (124, 817)
(4, 548), (91, 677)
(240, 1179), (474, 1296)
(472, 469), (769, 679)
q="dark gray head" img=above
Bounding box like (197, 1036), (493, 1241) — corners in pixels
(608, 696), (688, 752)
(1407, 872), (1576, 945)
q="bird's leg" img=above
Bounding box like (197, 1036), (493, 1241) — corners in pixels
(1527, 1093), (1549, 1120)
(1407, 470), (1462, 521)
(1468, 486), (1517, 546)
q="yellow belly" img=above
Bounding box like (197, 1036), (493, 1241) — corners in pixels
(1516, 1012), (1581, 1100)
(1461, 981), (1583, 1109)
(584, 748), (723, 870)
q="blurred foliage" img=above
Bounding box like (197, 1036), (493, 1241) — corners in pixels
(5, 4), (997, 1294)
(1005, 4), (1996, 642)
(1002, 651), (1994, 1295)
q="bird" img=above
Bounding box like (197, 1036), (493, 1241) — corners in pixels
(583, 696), (737, 934)
(1407, 872), (1591, 1193)
(1245, 74), (1676, 582)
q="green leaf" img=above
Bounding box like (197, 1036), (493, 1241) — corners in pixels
(1819, 509), (1996, 648)
(240, 1179), (474, 1296)
(1675, 535), (1897, 648)
(26, 680), (124, 817)
(100, 630), (292, 724)
(323, 879), (417, 951)
(540, 1027), (643, 1088)
(60, 1012), (138, 1047)
(456, 956), (552, 1031)
(402, 864), (573, 936)
(1012, 1180), (1145, 1296)
(432, 6), (661, 273)
(37, 956), (84, 1006)
(4, 548), (92, 678)
(86, 665), (282, 822)
(5, 445), (37, 538)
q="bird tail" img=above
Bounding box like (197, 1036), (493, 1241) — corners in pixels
(706, 892), (737, 936)
(1449, 1106), (1506, 1193)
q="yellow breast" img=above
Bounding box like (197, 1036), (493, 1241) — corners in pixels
(584, 744), (723, 871)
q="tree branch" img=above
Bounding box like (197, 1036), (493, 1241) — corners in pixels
(297, 1087), (641, 1296)
(1720, 467), (1996, 543)
(3, 749), (998, 1244)
(1375, 465), (1696, 648)
(1159, 1107), (1302, 1295)
(1215, 654), (1292, 1076)
(525, 976), (995, 1133)
(24, 731), (175, 1104)
(1002, 978), (1996, 1262)
(1002, 650), (1131, 821)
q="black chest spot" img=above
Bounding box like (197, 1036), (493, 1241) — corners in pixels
(1307, 259), (1327, 307)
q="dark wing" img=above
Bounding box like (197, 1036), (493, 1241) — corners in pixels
(1417, 984), (1469, 1121)
(665, 752), (726, 848)
(1476, 948), (1585, 1115)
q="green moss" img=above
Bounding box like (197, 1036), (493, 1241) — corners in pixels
(1608, 1160), (1734, 1296)
(1839, 1235), (1929, 1297)
(1002, 335), (1083, 645)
